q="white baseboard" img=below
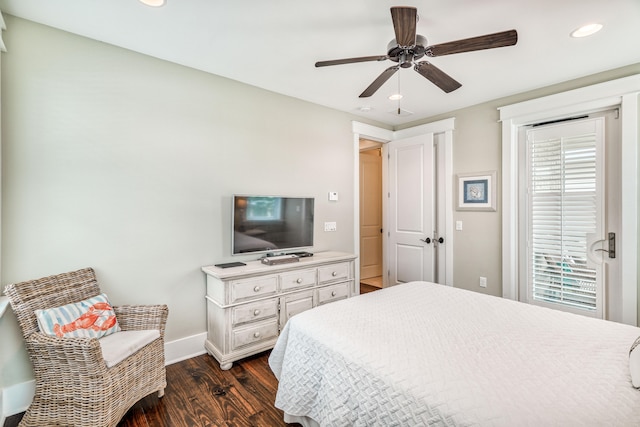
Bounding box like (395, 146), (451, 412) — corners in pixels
(2, 380), (34, 419)
(164, 331), (208, 365)
(1, 332), (208, 419)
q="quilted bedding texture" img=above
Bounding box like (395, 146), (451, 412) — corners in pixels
(269, 281), (640, 426)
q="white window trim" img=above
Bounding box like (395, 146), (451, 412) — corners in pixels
(499, 74), (640, 326)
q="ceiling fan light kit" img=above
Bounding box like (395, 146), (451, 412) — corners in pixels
(570, 23), (603, 38)
(139, 0), (166, 7)
(315, 6), (518, 98)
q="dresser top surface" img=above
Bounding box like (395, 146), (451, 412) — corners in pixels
(202, 251), (356, 280)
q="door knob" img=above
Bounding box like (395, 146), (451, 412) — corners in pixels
(438, 237), (444, 244)
(420, 237), (431, 244)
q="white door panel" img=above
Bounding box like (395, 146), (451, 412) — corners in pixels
(396, 244), (425, 283)
(388, 134), (435, 284)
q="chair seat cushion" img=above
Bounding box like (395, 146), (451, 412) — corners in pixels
(98, 329), (160, 368)
(35, 293), (121, 339)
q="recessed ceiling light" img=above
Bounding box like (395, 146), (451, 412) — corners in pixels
(358, 106), (372, 112)
(389, 93), (403, 101)
(139, 0), (166, 7)
(570, 23), (603, 38)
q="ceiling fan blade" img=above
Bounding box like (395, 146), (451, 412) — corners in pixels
(315, 55), (388, 67)
(390, 6), (417, 47)
(359, 66), (400, 98)
(426, 29), (518, 57)
(414, 62), (461, 93)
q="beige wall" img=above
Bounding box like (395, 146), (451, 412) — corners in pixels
(399, 63), (640, 301)
(0, 15), (385, 388)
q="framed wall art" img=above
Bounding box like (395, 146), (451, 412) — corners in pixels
(456, 171), (496, 211)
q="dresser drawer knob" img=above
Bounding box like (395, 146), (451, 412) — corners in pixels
(253, 332), (261, 338)
(332, 271), (338, 277)
(331, 290), (337, 297)
(253, 285), (261, 292)
(253, 309), (261, 316)
(296, 278), (303, 284)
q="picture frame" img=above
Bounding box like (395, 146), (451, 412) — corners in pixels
(456, 171), (496, 211)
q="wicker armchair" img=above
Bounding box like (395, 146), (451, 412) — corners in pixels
(4, 267), (168, 427)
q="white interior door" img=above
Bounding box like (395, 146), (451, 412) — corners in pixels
(388, 133), (435, 284)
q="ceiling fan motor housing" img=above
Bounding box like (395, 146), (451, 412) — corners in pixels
(387, 34), (428, 67)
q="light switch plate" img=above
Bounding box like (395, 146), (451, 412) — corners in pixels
(324, 221), (337, 232)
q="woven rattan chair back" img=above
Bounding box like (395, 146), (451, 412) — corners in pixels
(4, 267), (100, 340)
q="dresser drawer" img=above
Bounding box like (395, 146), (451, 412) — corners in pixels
(317, 282), (350, 305)
(231, 298), (278, 326)
(231, 319), (278, 350)
(230, 276), (278, 303)
(280, 268), (317, 291)
(318, 262), (351, 284)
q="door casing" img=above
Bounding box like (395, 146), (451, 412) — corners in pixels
(500, 74), (639, 326)
(352, 119), (454, 289)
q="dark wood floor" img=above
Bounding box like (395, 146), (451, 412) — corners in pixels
(5, 284), (380, 427)
(4, 351), (295, 427)
(360, 282), (381, 294)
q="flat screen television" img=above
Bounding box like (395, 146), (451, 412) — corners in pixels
(232, 195), (314, 256)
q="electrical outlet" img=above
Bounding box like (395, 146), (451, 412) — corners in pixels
(324, 221), (337, 232)
(479, 277), (487, 288)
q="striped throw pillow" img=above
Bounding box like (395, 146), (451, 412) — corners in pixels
(35, 293), (121, 338)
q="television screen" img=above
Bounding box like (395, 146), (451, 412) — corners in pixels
(232, 195), (314, 255)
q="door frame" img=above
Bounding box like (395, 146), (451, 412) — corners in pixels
(499, 74), (640, 326)
(352, 119), (455, 289)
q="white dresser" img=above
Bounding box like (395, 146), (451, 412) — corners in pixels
(202, 251), (357, 369)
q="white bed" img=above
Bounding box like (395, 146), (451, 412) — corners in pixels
(269, 281), (640, 426)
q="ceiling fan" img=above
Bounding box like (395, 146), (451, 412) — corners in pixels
(315, 6), (518, 97)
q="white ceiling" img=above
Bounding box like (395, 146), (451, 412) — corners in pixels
(1, 0), (639, 126)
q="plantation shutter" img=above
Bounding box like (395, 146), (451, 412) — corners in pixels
(526, 118), (604, 316)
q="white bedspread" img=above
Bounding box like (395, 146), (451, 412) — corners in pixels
(269, 281), (640, 426)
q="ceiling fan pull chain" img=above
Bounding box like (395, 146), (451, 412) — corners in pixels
(397, 72), (401, 115)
